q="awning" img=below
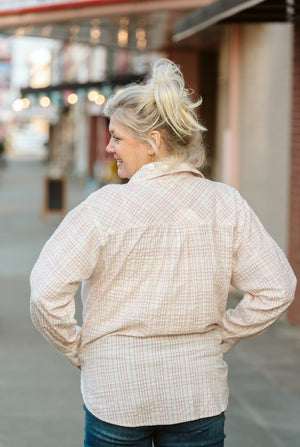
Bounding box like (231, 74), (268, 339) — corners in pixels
(0, 0), (213, 51)
(173, 0), (299, 42)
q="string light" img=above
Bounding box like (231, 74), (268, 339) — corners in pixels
(118, 16), (129, 48)
(91, 18), (101, 26)
(95, 94), (105, 105)
(90, 26), (101, 43)
(22, 98), (31, 109)
(137, 38), (147, 51)
(88, 90), (99, 102)
(12, 99), (24, 112)
(118, 28), (128, 48)
(69, 25), (80, 42)
(136, 28), (145, 40)
(67, 93), (79, 105)
(119, 17), (129, 27)
(136, 28), (147, 51)
(11, 86), (118, 111)
(39, 96), (51, 108)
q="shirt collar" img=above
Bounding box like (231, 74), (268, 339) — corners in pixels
(129, 161), (204, 184)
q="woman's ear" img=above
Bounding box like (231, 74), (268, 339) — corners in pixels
(148, 131), (161, 154)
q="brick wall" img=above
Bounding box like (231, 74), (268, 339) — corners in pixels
(287, 23), (300, 325)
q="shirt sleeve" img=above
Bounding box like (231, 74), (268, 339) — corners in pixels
(30, 201), (102, 367)
(221, 192), (297, 353)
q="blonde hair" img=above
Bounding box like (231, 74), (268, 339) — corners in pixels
(104, 58), (206, 168)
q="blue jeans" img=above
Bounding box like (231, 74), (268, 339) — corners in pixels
(84, 405), (226, 447)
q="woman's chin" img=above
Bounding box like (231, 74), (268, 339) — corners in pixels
(117, 164), (128, 179)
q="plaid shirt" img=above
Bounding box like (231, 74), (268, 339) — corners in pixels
(30, 161), (296, 426)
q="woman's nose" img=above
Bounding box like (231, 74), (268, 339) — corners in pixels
(106, 138), (114, 153)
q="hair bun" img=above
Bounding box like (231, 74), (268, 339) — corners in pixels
(147, 59), (202, 143)
(150, 59), (184, 90)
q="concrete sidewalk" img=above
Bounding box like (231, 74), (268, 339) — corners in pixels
(1, 159), (300, 447)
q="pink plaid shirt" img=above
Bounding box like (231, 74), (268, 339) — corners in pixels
(30, 161), (296, 426)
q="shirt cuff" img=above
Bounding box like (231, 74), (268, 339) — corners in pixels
(221, 338), (238, 354)
(64, 350), (81, 367)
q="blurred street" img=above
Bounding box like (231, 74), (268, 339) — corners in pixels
(1, 159), (300, 447)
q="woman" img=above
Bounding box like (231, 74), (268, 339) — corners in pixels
(30, 59), (296, 447)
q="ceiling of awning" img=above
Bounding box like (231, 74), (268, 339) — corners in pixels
(173, 0), (299, 42)
(1, 13), (172, 51)
(0, 0), (214, 51)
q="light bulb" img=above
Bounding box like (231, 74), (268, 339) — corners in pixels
(39, 96), (51, 108)
(22, 98), (31, 109)
(95, 94), (105, 105)
(88, 90), (99, 102)
(68, 93), (78, 105)
(12, 99), (24, 112)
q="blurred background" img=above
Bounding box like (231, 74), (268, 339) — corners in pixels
(0, 1), (299, 446)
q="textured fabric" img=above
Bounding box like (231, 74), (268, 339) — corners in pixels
(30, 161), (296, 427)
